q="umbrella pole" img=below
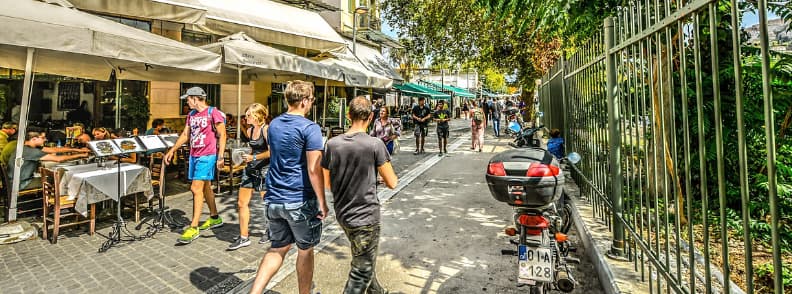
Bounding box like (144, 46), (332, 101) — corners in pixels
(9, 48), (35, 222)
(322, 79), (327, 129)
(115, 78), (121, 129)
(237, 66), (242, 141)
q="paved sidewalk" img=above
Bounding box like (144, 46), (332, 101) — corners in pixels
(0, 118), (475, 294)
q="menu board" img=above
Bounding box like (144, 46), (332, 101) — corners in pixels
(113, 138), (144, 154)
(87, 140), (122, 157)
(137, 135), (167, 151)
(58, 82), (81, 110)
(65, 126), (83, 139)
(159, 134), (181, 147)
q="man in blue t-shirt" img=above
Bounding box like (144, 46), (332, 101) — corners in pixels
(250, 80), (328, 294)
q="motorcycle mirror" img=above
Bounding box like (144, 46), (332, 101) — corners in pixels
(566, 152), (581, 164)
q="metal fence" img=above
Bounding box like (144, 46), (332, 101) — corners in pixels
(539, 0), (787, 293)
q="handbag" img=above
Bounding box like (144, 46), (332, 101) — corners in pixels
(392, 138), (400, 154)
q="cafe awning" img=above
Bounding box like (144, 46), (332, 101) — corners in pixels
(186, 0), (346, 52)
(66, 0), (207, 24)
(1, 0), (223, 222)
(0, 0), (222, 81)
(203, 32), (345, 140)
(203, 32), (343, 81)
(423, 80), (476, 98)
(480, 89), (498, 98)
(319, 47), (392, 89)
(394, 83), (451, 100)
(353, 42), (403, 82)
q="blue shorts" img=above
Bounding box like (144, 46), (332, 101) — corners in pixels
(188, 155), (217, 181)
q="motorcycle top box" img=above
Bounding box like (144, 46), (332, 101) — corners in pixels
(485, 147), (564, 207)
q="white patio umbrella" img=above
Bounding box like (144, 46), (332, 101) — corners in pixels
(0, 0), (223, 221)
(318, 46), (393, 89)
(201, 32), (345, 139)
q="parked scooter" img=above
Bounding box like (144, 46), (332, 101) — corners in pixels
(485, 148), (581, 293)
(503, 107), (524, 137)
(509, 124), (544, 148)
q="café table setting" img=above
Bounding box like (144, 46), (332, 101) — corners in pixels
(55, 162), (153, 216)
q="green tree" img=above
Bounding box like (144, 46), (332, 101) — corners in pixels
(381, 0), (619, 91)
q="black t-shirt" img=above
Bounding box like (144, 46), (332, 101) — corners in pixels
(434, 109), (451, 129)
(412, 105), (432, 126)
(321, 132), (390, 227)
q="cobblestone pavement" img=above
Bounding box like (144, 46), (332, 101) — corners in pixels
(0, 119), (474, 294)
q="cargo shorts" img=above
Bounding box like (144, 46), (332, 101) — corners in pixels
(266, 199), (322, 250)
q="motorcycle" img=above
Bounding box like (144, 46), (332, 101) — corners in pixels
(508, 123), (544, 148)
(485, 147), (582, 293)
(504, 107), (524, 137)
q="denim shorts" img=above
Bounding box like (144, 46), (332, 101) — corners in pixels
(436, 126), (449, 138)
(266, 200), (322, 250)
(414, 124), (428, 137)
(240, 166), (268, 191)
(188, 155), (216, 181)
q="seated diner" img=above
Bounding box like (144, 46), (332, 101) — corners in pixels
(7, 129), (90, 190)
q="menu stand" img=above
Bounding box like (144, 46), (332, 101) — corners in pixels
(137, 135), (184, 237)
(88, 139), (146, 253)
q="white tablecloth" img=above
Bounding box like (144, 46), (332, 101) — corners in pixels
(59, 163), (153, 216)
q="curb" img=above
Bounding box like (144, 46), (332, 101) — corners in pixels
(567, 191), (622, 294)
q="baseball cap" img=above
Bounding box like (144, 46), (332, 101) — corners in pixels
(180, 86), (207, 99)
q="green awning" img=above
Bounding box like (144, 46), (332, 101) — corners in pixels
(393, 83), (451, 100)
(479, 89), (498, 98)
(423, 80), (476, 98)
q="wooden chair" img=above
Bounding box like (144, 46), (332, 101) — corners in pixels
(216, 149), (244, 195)
(40, 167), (95, 244)
(1, 163), (43, 222)
(177, 145), (190, 181)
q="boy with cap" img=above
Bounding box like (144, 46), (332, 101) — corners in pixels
(164, 87), (228, 244)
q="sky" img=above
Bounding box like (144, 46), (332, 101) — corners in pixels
(381, 17), (399, 39)
(742, 11), (778, 28)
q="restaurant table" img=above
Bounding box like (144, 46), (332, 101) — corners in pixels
(58, 163), (153, 216)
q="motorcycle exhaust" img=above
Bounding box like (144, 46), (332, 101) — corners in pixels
(556, 270), (576, 292)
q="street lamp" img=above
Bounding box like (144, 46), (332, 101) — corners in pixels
(352, 5), (369, 55)
(352, 5), (368, 98)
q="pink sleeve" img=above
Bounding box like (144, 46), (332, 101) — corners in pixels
(212, 109), (226, 124)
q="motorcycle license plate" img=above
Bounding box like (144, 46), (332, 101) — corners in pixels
(508, 185), (524, 193)
(518, 245), (553, 283)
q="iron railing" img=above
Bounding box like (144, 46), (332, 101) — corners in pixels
(539, 0), (787, 293)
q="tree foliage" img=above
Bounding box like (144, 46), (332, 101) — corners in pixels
(381, 0), (591, 90)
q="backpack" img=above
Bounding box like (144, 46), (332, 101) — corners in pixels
(473, 109), (484, 124)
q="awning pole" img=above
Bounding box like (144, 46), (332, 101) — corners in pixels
(9, 48), (35, 222)
(322, 79), (328, 129)
(237, 65), (242, 141)
(115, 78), (121, 129)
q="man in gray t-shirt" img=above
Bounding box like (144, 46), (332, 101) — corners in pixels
(322, 96), (397, 294)
(8, 130), (89, 189)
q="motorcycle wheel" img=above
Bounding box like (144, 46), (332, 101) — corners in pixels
(561, 204), (573, 234)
